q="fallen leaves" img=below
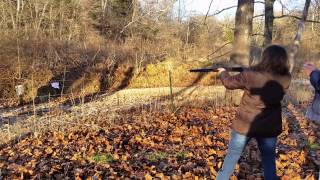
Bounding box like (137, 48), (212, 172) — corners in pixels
(145, 173), (153, 180)
(7, 163), (34, 175)
(0, 105), (318, 179)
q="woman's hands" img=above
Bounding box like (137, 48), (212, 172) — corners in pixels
(303, 63), (317, 76)
(217, 68), (227, 75)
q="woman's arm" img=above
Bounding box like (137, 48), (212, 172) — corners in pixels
(310, 70), (320, 91)
(303, 63), (320, 91)
(219, 70), (248, 90)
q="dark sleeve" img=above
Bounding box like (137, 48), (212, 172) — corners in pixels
(220, 71), (249, 90)
(310, 70), (320, 91)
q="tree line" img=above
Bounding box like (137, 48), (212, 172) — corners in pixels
(0, 0), (320, 99)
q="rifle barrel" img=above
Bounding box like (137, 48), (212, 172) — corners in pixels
(189, 68), (218, 72)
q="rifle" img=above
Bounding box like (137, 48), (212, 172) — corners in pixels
(189, 66), (246, 73)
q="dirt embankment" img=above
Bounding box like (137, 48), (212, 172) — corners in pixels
(0, 58), (222, 108)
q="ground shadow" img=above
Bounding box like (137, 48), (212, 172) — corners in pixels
(60, 64), (135, 107)
(35, 64), (87, 104)
(285, 104), (319, 179)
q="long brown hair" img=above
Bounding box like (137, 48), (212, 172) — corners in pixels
(251, 45), (290, 76)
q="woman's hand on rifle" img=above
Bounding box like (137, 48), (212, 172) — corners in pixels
(217, 68), (227, 75)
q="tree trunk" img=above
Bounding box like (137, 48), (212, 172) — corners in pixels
(288, 0), (311, 73)
(231, 0), (254, 66)
(263, 0), (275, 47)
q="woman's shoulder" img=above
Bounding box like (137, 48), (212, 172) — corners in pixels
(244, 69), (291, 84)
(242, 69), (265, 78)
(247, 68), (291, 77)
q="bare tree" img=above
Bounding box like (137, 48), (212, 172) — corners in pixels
(263, 0), (275, 46)
(231, 0), (254, 66)
(289, 0), (311, 73)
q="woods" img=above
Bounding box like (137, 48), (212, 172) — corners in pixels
(1, 0), (319, 102)
(0, 0), (320, 179)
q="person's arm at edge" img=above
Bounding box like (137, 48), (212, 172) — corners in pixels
(310, 70), (320, 91)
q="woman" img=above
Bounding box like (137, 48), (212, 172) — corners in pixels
(303, 63), (320, 180)
(303, 63), (320, 123)
(216, 45), (291, 180)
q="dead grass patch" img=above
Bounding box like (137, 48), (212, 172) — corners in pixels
(129, 59), (219, 88)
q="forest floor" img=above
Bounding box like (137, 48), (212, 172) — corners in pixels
(0, 85), (319, 179)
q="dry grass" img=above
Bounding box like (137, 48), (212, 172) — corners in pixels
(0, 84), (243, 144)
(0, 78), (315, 146)
(129, 59), (220, 88)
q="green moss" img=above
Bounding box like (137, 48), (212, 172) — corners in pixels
(147, 151), (168, 162)
(92, 153), (114, 163)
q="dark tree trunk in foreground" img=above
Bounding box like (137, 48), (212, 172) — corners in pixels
(231, 0), (254, 66)
(263, 0), (275, 47)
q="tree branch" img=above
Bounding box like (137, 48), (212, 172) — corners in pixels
(255, 1), (265, 4)
(119, 1), (175, 34)
(274, 14), (320, 23)
(253, 14), (264, 18)
(204, 0), (214, 24)
(209, 1), (265, 17)
(207, 41), (232, 58)
(209, 5), (237, 17)
(252, 33), (265, 37)
(253, 13), (320, 23)
(288, 0), (311, 73)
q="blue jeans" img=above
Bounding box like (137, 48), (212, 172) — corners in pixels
(216, 130), (278, 180)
